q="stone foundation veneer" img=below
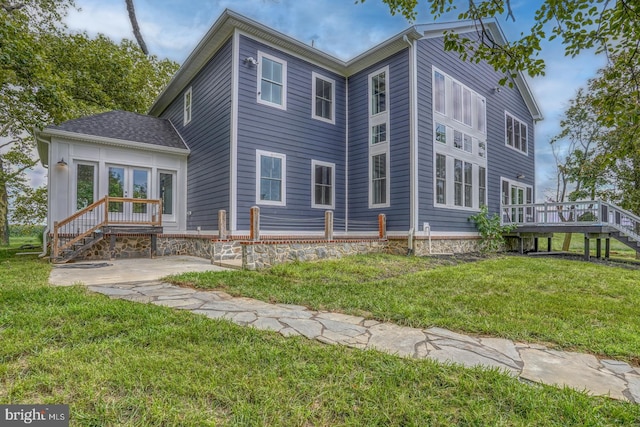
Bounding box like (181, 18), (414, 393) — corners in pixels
(241, 240), (387, 270)
(72, 233), (500, 269)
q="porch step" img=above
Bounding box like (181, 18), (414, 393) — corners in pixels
(54, 233), (104, 264)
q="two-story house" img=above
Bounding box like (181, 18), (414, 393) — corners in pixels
(36, 9), (541, 263)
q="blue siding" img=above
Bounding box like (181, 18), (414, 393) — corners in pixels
(159, 39), (233, 230)
(235, 35), (347, 231)
(348, 49), (411, 232)
(416, 36), (535, 232)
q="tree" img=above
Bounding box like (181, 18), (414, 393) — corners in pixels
(366, 1), (639, 85)
(0, 1), (178, 245)
(125, 0), (149, 55)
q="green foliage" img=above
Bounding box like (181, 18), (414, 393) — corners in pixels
(0, 1), (179, 244)
(469, 205), (516, 253)
(172, 254), (640, 362)
(2, 253), (640, 423)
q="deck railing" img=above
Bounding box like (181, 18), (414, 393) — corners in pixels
(501, 200), (640, 242)
(52, 196), (162, 259)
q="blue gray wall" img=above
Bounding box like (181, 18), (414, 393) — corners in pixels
(416, 36), (535, 232)
(347, 49), (411, 232)
(235, 35), (347, 231)
(159, 39), (233, 231)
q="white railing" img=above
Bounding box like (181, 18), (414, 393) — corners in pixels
(501, 200), (640, 242)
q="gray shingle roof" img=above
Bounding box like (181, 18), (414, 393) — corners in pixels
(48, 110), (187, 150)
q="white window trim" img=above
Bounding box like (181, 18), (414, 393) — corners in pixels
(158, 170), (177, 222)
(73, 161), (98, 211)
(311, 159), (335, 209)
(504, 111), (529, 155)
(368, 66), (391, 209)
(369, 149), (390, 209)
(311, 72), (335, 124)
(257, 51), (287, 110)
(183, 86), (192, 126)
(368, 66), (389, 118)
(256, 149), (286, 206)
(432, 66), (486, 138)
(433, 67), (487, 212)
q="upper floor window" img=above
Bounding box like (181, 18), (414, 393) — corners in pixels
(183, 87), (192, 125)
(370, 69), (387, 115)
(256, 150), (286, 206)
(312, 73), (335, 124)
(311, 160), (335, 209)
(505, 112), (528, 154)
(257, 51), (287, 110)
(432, 67), (486, 135)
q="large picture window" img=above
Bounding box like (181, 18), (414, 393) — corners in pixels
(256, 150), (286, 206)
(257, 52), (287, 109)
(432, 67), (487, 211)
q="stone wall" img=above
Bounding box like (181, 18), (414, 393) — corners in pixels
(242, 240), (387, 270)
(74, 235), (242, 262)
(157, 237), (242, 261)
(386, 237), (482, 256)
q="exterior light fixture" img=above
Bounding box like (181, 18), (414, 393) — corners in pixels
(244, 57), (258, 65)
(57, 158), (67, 167)
(516, 173), (525, 179)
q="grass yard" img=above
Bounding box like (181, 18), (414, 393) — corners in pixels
(170, 254), (640, 363)
(550, 233), (639, 261)
(2, 251), (640, 424)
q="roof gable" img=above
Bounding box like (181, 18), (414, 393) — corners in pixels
(148, 9), (541, 121)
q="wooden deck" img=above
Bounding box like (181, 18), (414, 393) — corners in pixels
(501, 200), (640, 260)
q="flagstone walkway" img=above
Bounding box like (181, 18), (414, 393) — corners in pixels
(85, 279), (640, 404)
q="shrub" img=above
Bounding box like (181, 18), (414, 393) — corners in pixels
(469, 206), (517, 253)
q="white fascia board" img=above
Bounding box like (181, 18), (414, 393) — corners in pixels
(35, 130), (50, 167)
(39, 128), (191, 156)
(345, 28), (422, 75)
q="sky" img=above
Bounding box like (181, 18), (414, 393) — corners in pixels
(29, 0), (607, 200)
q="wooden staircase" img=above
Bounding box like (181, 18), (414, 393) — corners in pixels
(52, 196), (162, 263)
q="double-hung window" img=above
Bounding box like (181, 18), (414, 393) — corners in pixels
(369, 66), (390, 208)
(311, 160), (335, 209)
(257, 51), (287, 109)
(312, 72), (335, 123)
(256, 150), (286, 206)
(505, 112), (528, 154)
(432, 67), (487, 211)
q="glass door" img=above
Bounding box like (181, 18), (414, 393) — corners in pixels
(107, 166), (149, 222)
(510, 185), (525, 223)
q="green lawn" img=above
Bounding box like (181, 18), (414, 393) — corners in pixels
(551, 233), (639, 261)
(170, 254), (640, 363)
(2, 251), (640, 424)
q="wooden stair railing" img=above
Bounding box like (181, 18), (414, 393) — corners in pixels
(52, 196), (162, 261)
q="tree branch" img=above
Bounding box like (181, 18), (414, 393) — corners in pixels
(125, 0), (149, 55)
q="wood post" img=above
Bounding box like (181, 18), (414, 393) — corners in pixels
(605, 238), (610, 259)
(325, 210), (334, 241)
(378, 213), (387, 239)
(584, 235), (590, 261)
(52, 221), (59, 259)
(218, 209), (228, 240)
(596, 239), (602, 259)
(250, 206), (260, 241)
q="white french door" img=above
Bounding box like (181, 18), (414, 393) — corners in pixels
(107, 165), (150, 221)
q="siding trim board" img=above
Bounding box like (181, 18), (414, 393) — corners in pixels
(230, 29), (240, 231)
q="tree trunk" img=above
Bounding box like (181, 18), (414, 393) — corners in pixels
(0, 163), (8, 246)
(125, 0), (148, 55)
(562, 233), (572, 252)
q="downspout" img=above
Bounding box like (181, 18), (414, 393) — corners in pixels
(345, 77), (349, 234)
(403, 34), (419, 248)
(39, 227), (49, 258)
(35, 130), (51, 258)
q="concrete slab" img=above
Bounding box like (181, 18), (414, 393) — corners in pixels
(49, 256), (231, 286)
